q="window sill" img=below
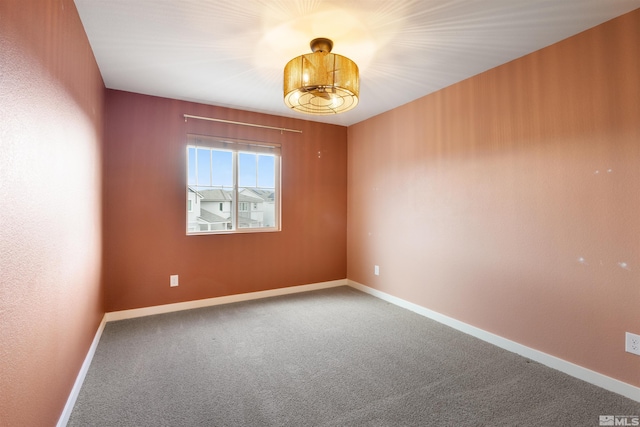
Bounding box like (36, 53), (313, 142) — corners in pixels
(186, 227), (281, 236)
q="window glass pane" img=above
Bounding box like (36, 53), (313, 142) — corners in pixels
(196, 148), (211, 186)
(237, 153), (276, 229)
(239, 152), (257, 188)
(257, 155), (275, 188)
(197, 187), (233, 232)
(212, 150), (232, 187)
(237, 187), (265, 229)
(187, 147), (197, 185)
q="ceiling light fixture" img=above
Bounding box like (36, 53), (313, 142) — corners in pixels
(283, 38), (359, 115)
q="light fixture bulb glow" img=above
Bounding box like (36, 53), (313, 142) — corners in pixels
(283, 38), (359, 115)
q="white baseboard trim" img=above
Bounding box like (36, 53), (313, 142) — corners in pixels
(57, 315), (107, 427)
(348, 280), (640, 403)
(105, 279), (348, 322)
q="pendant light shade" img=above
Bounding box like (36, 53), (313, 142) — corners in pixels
(284, 38), (359, 115)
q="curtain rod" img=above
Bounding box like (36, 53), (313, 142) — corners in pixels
(183, 114), (302, 134)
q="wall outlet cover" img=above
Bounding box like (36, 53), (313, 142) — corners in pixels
(625, 332), (640, 356)
(170, 275), (179, 287)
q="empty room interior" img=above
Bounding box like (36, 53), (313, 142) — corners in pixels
(1, 0), (639, 425)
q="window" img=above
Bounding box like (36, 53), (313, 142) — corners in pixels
(186, 134), (280, 234)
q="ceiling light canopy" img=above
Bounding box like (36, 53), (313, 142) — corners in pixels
(284, 38), (359, 115)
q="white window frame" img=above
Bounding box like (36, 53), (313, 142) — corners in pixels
(186, 134), (281, 235)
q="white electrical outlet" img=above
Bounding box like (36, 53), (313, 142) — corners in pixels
(625, 332), (640, 356)
(374, 265), (379, 276)
(170, 275), (179, 287)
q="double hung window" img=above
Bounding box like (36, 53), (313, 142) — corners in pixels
(186, 134), (280, 234)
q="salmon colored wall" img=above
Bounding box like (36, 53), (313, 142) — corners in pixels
(347, 10), (640, 387)
(103, 90), (347, 311)
(0, 0), (105, 425)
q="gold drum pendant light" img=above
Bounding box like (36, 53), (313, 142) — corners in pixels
(283, 38), (359, 115)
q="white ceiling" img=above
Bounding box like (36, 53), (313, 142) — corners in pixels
(74, 0), (639, 127)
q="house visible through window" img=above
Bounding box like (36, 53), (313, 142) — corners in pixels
(186, 134), (280, 234)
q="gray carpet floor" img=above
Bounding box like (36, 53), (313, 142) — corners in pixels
(68, 286), (639, 426)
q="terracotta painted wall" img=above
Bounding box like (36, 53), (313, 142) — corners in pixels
(0, 0), (105, 425)
(103, 90), (347, 311)
(347, 10), (640, 388)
